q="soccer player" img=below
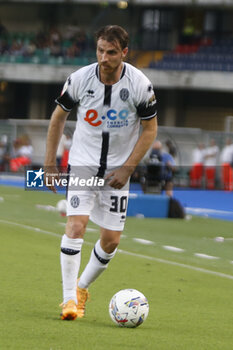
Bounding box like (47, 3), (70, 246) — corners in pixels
(44, 25), (157, 320)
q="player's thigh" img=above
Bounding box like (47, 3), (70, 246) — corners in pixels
(66, 189), (95, 238)
(90, 189), (129, 231)
(66, 189), (95, 216)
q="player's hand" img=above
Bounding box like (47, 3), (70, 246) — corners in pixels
(44, 165), (60, 193)
(105, 167), (133, 189)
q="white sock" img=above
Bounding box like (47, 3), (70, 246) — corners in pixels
(60, 234), (83, 304)
(78, 239), (117, 289)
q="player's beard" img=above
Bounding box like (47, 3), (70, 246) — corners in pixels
(100, 61), (122, 76)
(100, 63), (114, 72)
(101, 65), (111, 73)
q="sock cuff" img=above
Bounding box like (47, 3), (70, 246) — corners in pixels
(61, 234), (83, 251)
(94, 239), (117, 263)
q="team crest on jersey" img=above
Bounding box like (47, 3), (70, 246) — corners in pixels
(70, 195), (80, 208)
(119, 88), (129, 101)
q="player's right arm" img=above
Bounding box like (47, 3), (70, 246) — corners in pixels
(44, 105), (69, 193)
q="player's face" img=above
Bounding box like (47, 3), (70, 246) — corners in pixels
(96, 38), (128, 75)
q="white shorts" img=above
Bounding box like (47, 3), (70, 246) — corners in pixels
(66, 166), (129, 231)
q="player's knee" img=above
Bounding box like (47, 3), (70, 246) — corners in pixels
(66, 220), (86, 238)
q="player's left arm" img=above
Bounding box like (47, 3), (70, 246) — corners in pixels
(124, 117), (157, 171)
(106, 117), (157, 189)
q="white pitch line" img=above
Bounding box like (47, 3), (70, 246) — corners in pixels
(0, 219), (61, 238)
(118, 249), (233, 281)
(186, 207), (233, 215)
(162, 245), (185, 253)
(194, 253), (220, 260)
(0, 219), (94, 246)
(133, 238), (154, 245)
(1, 218), (233, 281)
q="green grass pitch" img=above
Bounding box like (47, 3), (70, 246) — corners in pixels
(0, 186), (233, 350)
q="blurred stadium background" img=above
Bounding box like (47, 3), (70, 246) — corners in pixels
(1, 0), (233, 191)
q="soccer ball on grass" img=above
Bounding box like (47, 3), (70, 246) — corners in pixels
(109, 289), (149, 328)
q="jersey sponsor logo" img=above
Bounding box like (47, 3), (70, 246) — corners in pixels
(84, 109), (129, 128)
(84, 109), (102, 127)
(119, 88), (129, 101)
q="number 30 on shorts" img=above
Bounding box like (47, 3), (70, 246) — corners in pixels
(110, 196), (128, 213)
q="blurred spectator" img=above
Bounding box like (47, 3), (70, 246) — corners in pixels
(220, 138), (233, 191)
(36, 30), (49, 50)
(66, 41), (80, 58)
(0, 26), (92, 61)
(26, 40), (37, 57)
(204, 139), (219, 189)
(10, 39), (24, 56)
(149, 140), (176, 197)
(165, 139), (177, 158)
(150, 140), (163, 165)
(0, 134), (8, 171)
(76, 30), (88, 53)
(64, 23), (80, 41)
(49, 26), (62, 57)
(8, 135), (33, 172)
(190, 143), (205, 188)
(181, 18), (195, 44)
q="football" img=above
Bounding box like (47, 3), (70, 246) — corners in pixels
(109, 289), (149, 328)
(56, 199), (67, 216)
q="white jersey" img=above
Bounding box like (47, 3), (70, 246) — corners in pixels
(192, 148), (204, 164)
(17, 145), (33, 158)
(204, 145), (219, 166)
(220, 144), (233, 164)
(56, 62), (157, 176)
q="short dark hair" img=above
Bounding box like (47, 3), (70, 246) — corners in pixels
(95, 25), (129, 50)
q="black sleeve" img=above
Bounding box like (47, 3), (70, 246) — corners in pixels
(55, 91), (77, 112)
(136, 100), (157, 120)
(136, 91), (157, 120)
